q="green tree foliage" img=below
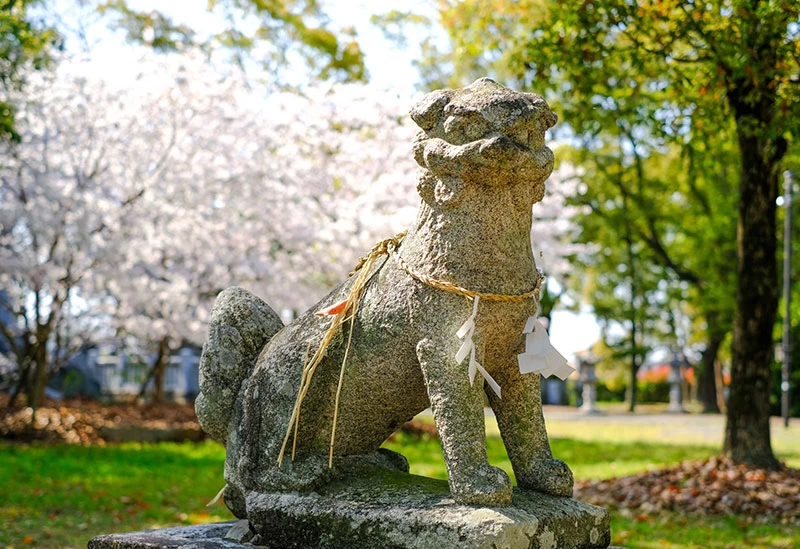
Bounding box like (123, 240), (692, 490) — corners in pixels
(98, 0), (365, 83)
(0, 0), (59, 140)
(562, 142), (703, 412)
(421, 0), (799, 468)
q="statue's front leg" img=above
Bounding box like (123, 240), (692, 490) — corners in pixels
(486, 357), (573, 497)
(416, 338), (512, 506)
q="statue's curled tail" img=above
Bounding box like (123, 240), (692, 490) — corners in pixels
(195, 287), (284, 443)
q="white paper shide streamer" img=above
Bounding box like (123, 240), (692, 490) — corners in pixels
(455, 296), (502, 398)
(517, 312), (574, 380)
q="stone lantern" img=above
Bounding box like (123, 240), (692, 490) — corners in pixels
(575, 349), (600, 414)
(667, 347), (687, 413)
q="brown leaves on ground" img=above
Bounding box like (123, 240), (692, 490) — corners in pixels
(0, 394), (201, 445)
(575, 456), (800, 524)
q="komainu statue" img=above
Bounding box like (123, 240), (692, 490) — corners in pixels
(196, 78), (575, 520)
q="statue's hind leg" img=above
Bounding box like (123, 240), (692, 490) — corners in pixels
(228, 328), (344, 501)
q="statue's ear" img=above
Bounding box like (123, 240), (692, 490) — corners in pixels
(410, 89), (453, 131)
(415, 145), (465, 207)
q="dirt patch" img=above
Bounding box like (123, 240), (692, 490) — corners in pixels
(0, 395), (202, 445)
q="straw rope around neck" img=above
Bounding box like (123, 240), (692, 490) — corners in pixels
(277, 231), (544, 468)
(384, 235), (544, 303)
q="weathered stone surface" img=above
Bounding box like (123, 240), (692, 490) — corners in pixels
(223, 519), (255, 543)
(245, 466), (610, 549)
(195, 287), (284, 444)
(87, 522), (242, 549)
(197, 78), (577, 517)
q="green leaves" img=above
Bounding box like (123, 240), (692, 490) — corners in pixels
(97, 1), (196, 52)
(0, 0), (59, 140)
(98, 0), (366, 84)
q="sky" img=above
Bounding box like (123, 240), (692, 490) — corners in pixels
(49, 0), (602, 364)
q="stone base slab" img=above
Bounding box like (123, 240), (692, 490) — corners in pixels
(88, 522), (243, 548)
(90, 468), (611, 548)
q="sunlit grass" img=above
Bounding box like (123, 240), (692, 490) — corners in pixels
(383, 432), (719, 482)
(0, 442), (230, 548)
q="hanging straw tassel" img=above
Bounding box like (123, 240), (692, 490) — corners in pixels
(277, 234), (404, 468)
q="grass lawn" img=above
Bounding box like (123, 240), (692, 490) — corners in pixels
(1, 413), (798, 548)
(0, 442), (231, 549)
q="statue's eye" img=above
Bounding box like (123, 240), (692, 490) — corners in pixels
(443, 111), (490, 143)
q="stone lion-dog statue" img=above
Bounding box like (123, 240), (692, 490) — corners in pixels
(196, 78), (574, 518)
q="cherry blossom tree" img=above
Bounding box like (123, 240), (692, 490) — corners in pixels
(0, 56), (179, 407)
(1, 51), (578, 405)
(0, 53), (417, 404)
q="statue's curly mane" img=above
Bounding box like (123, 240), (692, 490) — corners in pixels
(408, 78), (557, 207)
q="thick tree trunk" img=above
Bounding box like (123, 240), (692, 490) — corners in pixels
(698, 332), (723, 414)
(723, 93), (782, 469)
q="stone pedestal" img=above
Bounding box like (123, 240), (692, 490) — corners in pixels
(89, 467), (610, 549)
(667, 350), (687, 414)
(579, 361), (600, 415)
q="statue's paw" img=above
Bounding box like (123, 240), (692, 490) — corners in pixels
(223, 483), (247, 519)
(452, 465), (513, 507)
(340, 448), (409, 474)
(518, 458), (574, 497)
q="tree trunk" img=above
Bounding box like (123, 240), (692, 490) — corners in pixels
(624, 221), (638, 413)
(627, 337), (638, 413)
(152, 336), (170, 404)
(29, 338), (49, 409)
(723, 91), (782, 469)
(698, 332), (723, 413)
(137, 336), (171, 403)
(7, 360), (30, 410)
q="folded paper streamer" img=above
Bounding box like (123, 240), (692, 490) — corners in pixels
(517, 315), (575, 380)
(455, 296), (502, 398)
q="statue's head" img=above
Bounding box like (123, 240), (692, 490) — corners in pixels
(410, 78), (557, 207)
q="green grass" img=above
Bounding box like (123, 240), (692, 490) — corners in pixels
(382, 432), (720, 482)
(610, 513), (798, 549)
(1, 414), (798, 548)
(0, 442), (230, 548)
